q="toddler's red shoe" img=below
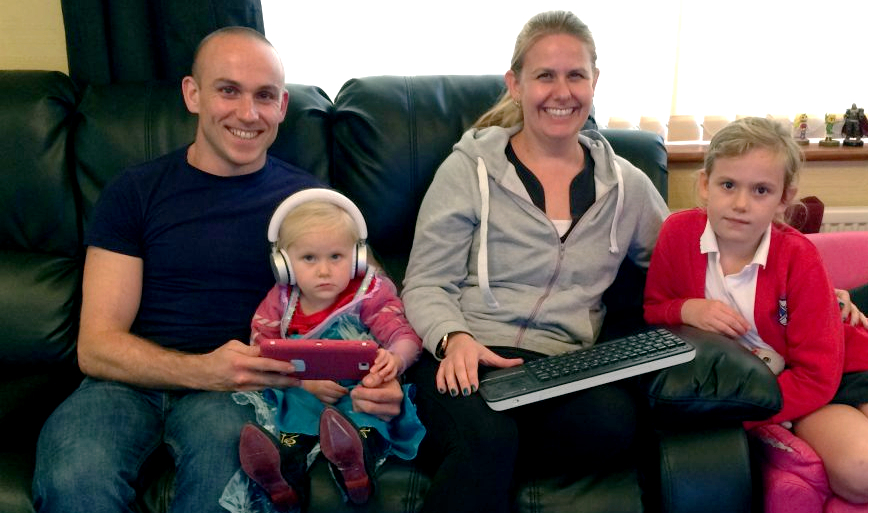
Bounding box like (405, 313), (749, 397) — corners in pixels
(239, 423), (301, 512)
(318, 406), (374, 505)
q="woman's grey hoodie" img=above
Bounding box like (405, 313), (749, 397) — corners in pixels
(402, 125), (669, 357)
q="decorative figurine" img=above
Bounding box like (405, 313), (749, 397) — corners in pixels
(793, 113), (810, 145)
(841, 103), (868, 147)
(819, 113), (840, 147)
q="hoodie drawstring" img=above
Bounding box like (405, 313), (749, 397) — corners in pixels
(608, 159), (625, 254)
(476, 157), (500, 308)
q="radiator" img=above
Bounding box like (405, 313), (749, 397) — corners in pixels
(820, 207), (869, 233)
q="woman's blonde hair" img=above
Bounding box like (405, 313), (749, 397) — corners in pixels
(704, 116), (803, 198)
(277, 201), (359, 251)
(473, 10), (597, 129)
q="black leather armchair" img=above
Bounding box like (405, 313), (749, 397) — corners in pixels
(0, 71), (781, 512)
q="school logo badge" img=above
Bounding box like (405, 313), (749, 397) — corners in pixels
(778, 298), (787, 325)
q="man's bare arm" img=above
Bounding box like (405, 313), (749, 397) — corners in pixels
(77, 247), (300, 391)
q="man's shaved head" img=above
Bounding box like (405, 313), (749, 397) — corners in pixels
(191, 26), (283, 83)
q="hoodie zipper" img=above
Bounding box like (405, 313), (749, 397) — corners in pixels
(513, 241), (565, 347)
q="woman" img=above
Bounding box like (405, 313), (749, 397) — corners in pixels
(401, 10), (670, 512)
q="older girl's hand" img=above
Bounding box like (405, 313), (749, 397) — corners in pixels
(681, 298), (751, 338)
(435, 332), (523, 398)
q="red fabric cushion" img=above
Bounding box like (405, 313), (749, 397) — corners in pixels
(806, 231), (869, 290)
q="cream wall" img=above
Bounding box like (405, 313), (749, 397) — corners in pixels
(0, 0), (67, 72)
(668, 161), (869, 211)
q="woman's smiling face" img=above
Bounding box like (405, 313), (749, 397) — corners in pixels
(507, 33), (598, 144)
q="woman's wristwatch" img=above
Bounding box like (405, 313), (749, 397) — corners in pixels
(435, 333), (451, 359)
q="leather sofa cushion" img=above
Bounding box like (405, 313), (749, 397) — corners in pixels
(332, 75), (507, 284)
(0, 71), (79, 257)
(599, 129), (668, 199)
(514, 467), (643, 512)
(74, 81), (198, 224)
(0, 253), (80, 366)
(270, 84), (332, 183)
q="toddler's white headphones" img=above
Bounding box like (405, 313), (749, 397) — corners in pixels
(267, 188), (368, 285)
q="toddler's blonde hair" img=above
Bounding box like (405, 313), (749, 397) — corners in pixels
(277, 201), (359, 251)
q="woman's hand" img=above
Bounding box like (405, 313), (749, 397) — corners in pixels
(681, 298), (751, 338)
(435, 332), (523, 397)
(368, 348), (401, 382)
(835, 288), (868, 328)
(301, 380), (348, 404)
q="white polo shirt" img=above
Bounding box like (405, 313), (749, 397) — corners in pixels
(700, 220), (780, 358)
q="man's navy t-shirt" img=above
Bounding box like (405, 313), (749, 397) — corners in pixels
(85, 147), (322, 353)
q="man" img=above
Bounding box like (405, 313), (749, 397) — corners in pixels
(32, 27), (403, 512)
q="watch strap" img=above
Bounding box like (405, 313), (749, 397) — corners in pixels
(435, 332), (450, 359)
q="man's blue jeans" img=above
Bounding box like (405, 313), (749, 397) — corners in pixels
(32, 378), (256, 512)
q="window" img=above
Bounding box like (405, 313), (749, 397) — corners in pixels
(263, 0), (867, 135)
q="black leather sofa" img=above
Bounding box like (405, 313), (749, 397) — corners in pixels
(0, 70), (782, 512)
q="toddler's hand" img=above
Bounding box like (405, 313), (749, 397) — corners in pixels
(681, 298), (751, 338)
(368, 348), (399, 382)
(301, 380), (348, 404)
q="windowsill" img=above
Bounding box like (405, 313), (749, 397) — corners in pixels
(666, 141), (869, 164)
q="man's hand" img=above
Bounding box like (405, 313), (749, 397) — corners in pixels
(350, 372), (404, 422)
(195, 340), (302, 391)
(435, 332), (523, 398)
(681, 298), (751, 338)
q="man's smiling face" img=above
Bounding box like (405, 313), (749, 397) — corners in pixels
(182, 32), (288, 176)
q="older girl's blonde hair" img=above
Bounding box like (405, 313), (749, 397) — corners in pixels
(277, 201), (359, 251)
(704, 116), (803, 198)
(473, 10), (597, 129)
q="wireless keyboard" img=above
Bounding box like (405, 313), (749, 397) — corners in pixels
(479, 326), (696, 411)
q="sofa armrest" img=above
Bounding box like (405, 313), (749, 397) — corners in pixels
(631, 326), (775, 512)
(649, 425), (753, 512)
(640, 326), (783, 426)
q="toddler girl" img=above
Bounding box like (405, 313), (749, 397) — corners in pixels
(238, 189), (424, 511)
